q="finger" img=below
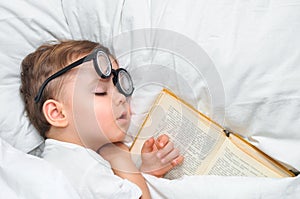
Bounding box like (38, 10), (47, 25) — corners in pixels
(156, 134), (169, 149)
(171, 155), (184, 166)
(161, 148), (180, 164)
(141, 137), (155, 153)
(156, 141), (174, 158)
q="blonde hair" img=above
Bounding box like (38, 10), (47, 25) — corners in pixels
(20, 40), (110, 137)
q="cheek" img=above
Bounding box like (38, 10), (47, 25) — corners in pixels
(94, 99), (115, 128)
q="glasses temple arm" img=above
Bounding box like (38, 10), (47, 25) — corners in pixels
(34, 57), (86, 103)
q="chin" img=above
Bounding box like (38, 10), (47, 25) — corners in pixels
(111, 131), (126, 142)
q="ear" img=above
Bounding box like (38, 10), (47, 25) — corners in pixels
(43, 99), (68, 128)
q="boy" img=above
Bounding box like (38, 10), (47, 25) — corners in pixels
(20, 40), (183, 198)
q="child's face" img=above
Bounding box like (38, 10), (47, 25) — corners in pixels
(62, 56), (131, 150)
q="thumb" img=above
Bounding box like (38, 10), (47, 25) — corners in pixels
(156, 134), (169, 149)
(141, 137), (155, 153)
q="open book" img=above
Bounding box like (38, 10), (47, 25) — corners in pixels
(130, 88), (295, 179)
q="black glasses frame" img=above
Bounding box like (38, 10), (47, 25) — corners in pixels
(34, 48), (134, 103)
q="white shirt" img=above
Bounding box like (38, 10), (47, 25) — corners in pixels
(42, 139), (142, 199)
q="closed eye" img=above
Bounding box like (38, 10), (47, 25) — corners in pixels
(94, 92), (107, 96)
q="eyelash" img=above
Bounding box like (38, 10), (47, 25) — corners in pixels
(94, 92), (107, 96)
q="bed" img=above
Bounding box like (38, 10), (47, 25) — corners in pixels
(1, 0), (300, 198)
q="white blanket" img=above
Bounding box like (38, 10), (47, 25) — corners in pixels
(0, 138), (80, 199)
(144, 174), (300, 199)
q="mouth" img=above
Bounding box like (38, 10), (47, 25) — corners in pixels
(117, 111), (128, 121)
(116, 111), (130, 129)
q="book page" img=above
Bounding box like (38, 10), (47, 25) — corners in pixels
(159, 105), (225, 179)
(130, 91), (226, 179)
(201, 138), (282, 177)
(228, 134), (293, 177)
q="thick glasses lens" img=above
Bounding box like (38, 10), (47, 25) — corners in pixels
(94, 51), (111, 78)
(116, 69), (134, 96)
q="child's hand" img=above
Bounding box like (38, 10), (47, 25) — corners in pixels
(140, 134), (184, 178)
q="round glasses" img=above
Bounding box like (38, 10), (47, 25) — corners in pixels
(34, 48), (134, 103)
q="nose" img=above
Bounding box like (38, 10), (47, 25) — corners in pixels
(113, 87), (127, 105)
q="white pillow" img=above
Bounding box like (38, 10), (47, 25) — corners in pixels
(0, 0), (71, 153)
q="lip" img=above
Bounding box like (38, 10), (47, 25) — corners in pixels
(117, 111), (129, 123)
